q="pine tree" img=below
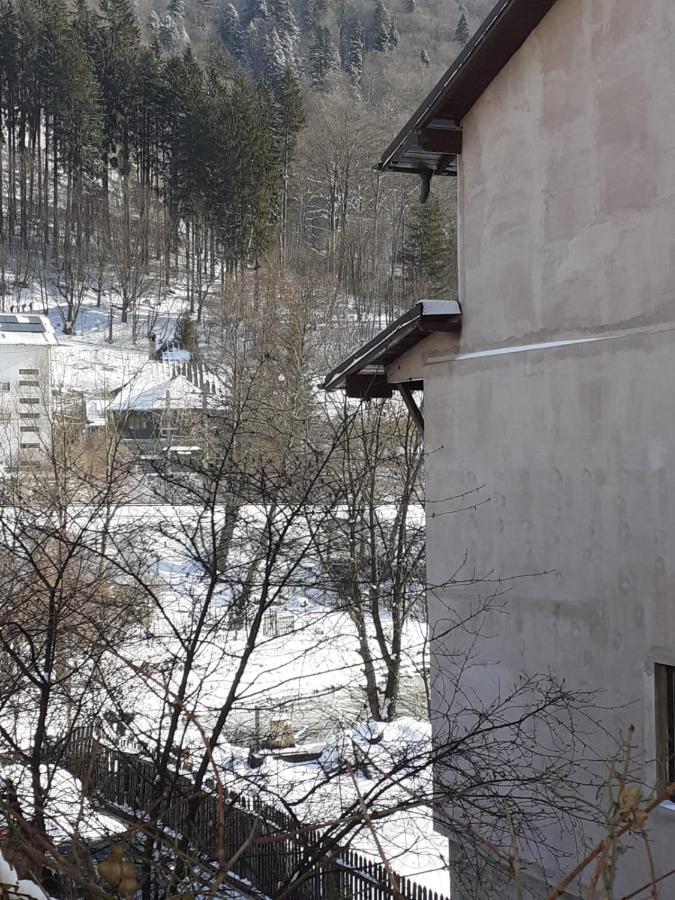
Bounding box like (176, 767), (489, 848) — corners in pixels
(340, 10), (364, 86)
(254, 24), (288, 89)
(243, 0), (269, 26)
(277, 67), (304, 262)
(269, 0), (298, 35)
(405, 194), (453, 296)
(308, 25), (335, 90)
(149, 9), (161, 39)
(175, 309), (198, 355)
(369, 0), (398, 52)
(159, 14), (180, 50)
(454, 11), (470, 45)
(278, 67), (304, 136)
(168, 0), (185, 16)
(99, 0), (140, 41)
(218, 3), (246, 61)
(299, 0), (316, 32)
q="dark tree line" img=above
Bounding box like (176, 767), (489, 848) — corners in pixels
(0, 0), (305, 329)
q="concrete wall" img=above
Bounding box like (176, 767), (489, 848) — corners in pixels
(426, 330), (675, 895)
(422, 0), (675, 894)
(458, 0), (675, 351)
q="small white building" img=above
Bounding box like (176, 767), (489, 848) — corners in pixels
(0, 314), (55, 470)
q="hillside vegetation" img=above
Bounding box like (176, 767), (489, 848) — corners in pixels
(0, 0), (492, 361)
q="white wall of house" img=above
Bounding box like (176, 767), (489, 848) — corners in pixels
(417, 0), (675, 895)
(0, 338), (53, 470)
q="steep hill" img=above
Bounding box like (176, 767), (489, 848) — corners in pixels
(139, 0), (494, 105)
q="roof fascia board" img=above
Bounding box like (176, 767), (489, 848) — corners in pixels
(379, 0), (559, 174)
(378, 0), (511, 171)
(323, 300), (462, 395)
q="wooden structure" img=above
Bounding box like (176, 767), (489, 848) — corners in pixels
(61, 727), (449, 900)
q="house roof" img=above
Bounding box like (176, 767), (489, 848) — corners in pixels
(323, 300), (462, 399)
(0, 314), (56, 346)
(108, 374), (206, 413)
(378, 0), (559, 176)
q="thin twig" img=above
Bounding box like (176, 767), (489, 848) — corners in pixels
(621, 866), (675, 900)
(640, 831), (658, 900)
(346, 760), (403, 900)
(548, 785), (675, 900)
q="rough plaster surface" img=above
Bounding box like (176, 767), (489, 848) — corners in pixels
(420, 0), (675, 893)
(458, 0), (675, 352)
(426, 331), (675, 895)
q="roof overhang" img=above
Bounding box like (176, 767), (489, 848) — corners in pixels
(378, 0), (559, 177)
(323, 300), (462, 399)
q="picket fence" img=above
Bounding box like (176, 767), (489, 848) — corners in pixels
(61, 727), (449, 900)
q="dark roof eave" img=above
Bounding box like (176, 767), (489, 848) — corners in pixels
(323, 300), (462, 397)
(378, 0), (560, 175)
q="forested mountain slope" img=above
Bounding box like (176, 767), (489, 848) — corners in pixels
(140, 0), (493, 103)
(0, 0), (495, 384)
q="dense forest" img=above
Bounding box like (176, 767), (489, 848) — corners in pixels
(0, 0), (490, 352)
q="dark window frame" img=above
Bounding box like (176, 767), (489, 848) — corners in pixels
(655, 663), (675, 787)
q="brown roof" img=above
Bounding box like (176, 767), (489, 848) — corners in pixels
(323, 300), (462, 399)
(378, 0), (559, 176)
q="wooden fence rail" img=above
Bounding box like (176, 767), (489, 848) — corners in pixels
(59, 727), (449, 900)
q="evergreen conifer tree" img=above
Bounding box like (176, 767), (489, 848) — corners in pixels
(100, 0), (139, 41)
(218, 3), (246, 60)
(175, 309), (198, 355)
(369, 0), (398, 52)
(270, 0), (298, 35)
(277, 67), (304, 262)
(168, 0), (185, 17)
(340, 10), (364, 86)
(258, 24), (287, 88)
(243, 0), (269, 26)
(405, 194), (453, 296)
(308, 25), (335, 89)
(454, 11), (470, 44)
(159, 14), (180, 50)
(299, 0), (315, 32)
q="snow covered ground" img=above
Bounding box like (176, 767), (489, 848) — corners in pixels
(0, 764), (124, 847)
(0, 269), (449, 895)
(0, 847), (50, 900)
(215, 719), (451, 894)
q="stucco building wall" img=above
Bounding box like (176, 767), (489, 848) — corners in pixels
(458, 0), (675, 350)
(420, 0), (675, 894)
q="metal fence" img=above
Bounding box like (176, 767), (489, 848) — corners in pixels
(61, 727), (449, 900)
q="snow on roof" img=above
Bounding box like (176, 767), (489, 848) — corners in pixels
(0, 313), (56, 346)
(108, 372), (206, 412)
(52, 344), (155, 397)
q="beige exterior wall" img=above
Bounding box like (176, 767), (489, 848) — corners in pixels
(458, 0), (675, 351)
(420, 0), (675, 895)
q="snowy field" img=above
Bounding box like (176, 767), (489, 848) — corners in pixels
(0, 271), (450, 894)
